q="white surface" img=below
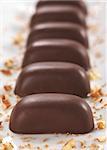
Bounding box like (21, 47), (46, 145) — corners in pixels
(0, 0), (107, 149)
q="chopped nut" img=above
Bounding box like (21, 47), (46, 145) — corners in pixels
(19, 143), (33, 149)
(57, 140), (65, 144)
(44, 144), (49, 148)
(95, 136), (106, 143)
(93, 37), (104, 47)
(42, 138), (48, 142)
(93, 105), (104, 110)
(36, 147), (42, 150)
(4, 60), (14, 69)
(80, 141), (86, 149)
(62, 140), (76, 150)
(94, 97), (103, 103)
(0, 95), (11, 109)
(0, 122), (3, 130)
(88, 69), (101, 80)
(13, 33), (24, 46)
(4, 85), (12, 92)
(104, 103), (107, 107)
(88, 87), (103, 100)
(0, 69), (12, 76)
(99, 98), (103, 103)
(88, 24), (99, 33)
(95, 51), (102, 58)
(97, 120), (106, 129)
(20, 136), (34, 142)
(90, 143), (99, 150)
(95, 37), (104, 45)
(2, 142), (14, 150)
(0, 136), (3, 143)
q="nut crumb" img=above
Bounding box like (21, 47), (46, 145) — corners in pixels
(88, 24), (99, 33)
(97, 120), (106, 129)
(88, 87), (103, 100)
(37, 147), (42, 150)
(2, 142), (14, 150)
(0, 122), (3, 130)
(19, 143), (33, 149)
(4, 85), (12, 92)
(62, 140), (76, 150)
(104, 103), (107, 107)
(0, 136), (3, 143)
(42, 138), (48, 142)
(44, 144), (49, 148)
(88, 69), (101, 80)
(0, 69), (12, 76)
(90, 143), (99, 150)
(95, 51), (102, 58)
(80, 141), (86, 149)
(4, 60), (14, 69)
(0, 95), (11, 109)
(95, 136), (106, 143)
(13, 33), (24, 46)
(57, 140), (65, 144)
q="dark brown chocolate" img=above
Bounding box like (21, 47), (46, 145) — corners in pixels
(10, 94), (94, 134)
(15, 62), (90, 97)
(22, 39), (90, 70)
(30, 6), (86, 28)
(26, 23), (89, 48)
(36, 0), (88, 15)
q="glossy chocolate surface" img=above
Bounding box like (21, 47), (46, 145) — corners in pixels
(10, 94), (94, 134)
(27, 23), (89, 48)
(30, 6), (86, 28)
(15, 62), (90, 97)
(36, 0), (88, 15)
(23, 39), (90, 70)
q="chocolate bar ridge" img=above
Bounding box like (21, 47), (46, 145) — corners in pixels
(30, 6), (86, 28)
(27, 23), (89, 48)
(15, 62), (90, 97)
(36, 0), (88, 15)
(23, 39), (90, 70)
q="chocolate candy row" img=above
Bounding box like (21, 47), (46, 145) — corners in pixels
(10, 0), (94, 134)
(23, 0), (90, 69)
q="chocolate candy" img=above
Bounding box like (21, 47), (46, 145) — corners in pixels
(22, 39), (90, 70)
(36, 0), (88, 15)
(30, 6), (86, 28)
(27, 23), (89, 48)
(10, 94), (94, 134)
(9, 0), (94, 135)
(15, 62), (90, 97)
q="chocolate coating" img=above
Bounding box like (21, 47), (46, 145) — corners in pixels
(30, 6), (86, 28)
(10, 94), (94, 134)
(36, 0), (88, 15)
(22, 39), (90, 70)
(15, 62), (90, 97)
(27, 23), (89, 48)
